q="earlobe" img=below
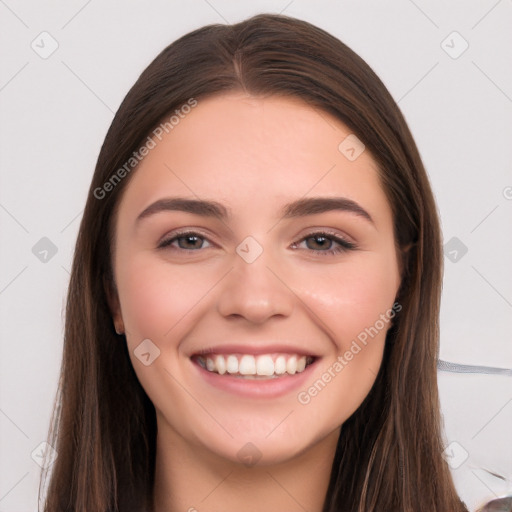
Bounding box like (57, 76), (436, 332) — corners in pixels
(103, 274), (125, 335)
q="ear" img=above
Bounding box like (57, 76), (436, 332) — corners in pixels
(397, 241), (416, 284)
(103, 273), (125, 335)
(393, 241), (415, 307)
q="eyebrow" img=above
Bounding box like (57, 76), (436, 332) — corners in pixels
(136, 196), (373, 224)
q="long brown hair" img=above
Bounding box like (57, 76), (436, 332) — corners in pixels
(41, 13), (468, 512)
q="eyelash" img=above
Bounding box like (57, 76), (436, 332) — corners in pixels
(157, 230), (356, 256)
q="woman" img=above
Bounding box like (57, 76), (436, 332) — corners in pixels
(41, 13), (472, 512)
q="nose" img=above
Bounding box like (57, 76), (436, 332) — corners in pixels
(216, 248), (295, 325)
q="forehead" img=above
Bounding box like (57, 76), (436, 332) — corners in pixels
(116, 93), (391, 226)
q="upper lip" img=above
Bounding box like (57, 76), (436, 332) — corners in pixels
(190, 344), (319, 358)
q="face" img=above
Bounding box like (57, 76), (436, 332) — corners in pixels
(109, 92), (401, 466)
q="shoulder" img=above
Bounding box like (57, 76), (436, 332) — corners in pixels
(477, 497), (512, 512)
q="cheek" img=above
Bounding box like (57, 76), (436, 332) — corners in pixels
(117, 246), (400, 350)
(298, 252), (399, 345)
(115, 253), (218, 342)
(292, 256), (398, 427)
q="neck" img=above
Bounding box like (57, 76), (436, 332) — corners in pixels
(152, 418), (340, 512)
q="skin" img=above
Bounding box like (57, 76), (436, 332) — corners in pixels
(108, 93), (401, 512)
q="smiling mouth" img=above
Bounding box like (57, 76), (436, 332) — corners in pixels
(192, 353), (316, 379)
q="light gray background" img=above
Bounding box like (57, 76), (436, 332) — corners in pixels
(1, 1), (511, 510)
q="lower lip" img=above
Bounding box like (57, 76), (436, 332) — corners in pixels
(191, 358), (320, 398)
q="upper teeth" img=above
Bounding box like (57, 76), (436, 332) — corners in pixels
(196, 354), (313, 376)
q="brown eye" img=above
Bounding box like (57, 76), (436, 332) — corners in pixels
(291, 231), (356, 256)
(158, 231), (211, 251)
